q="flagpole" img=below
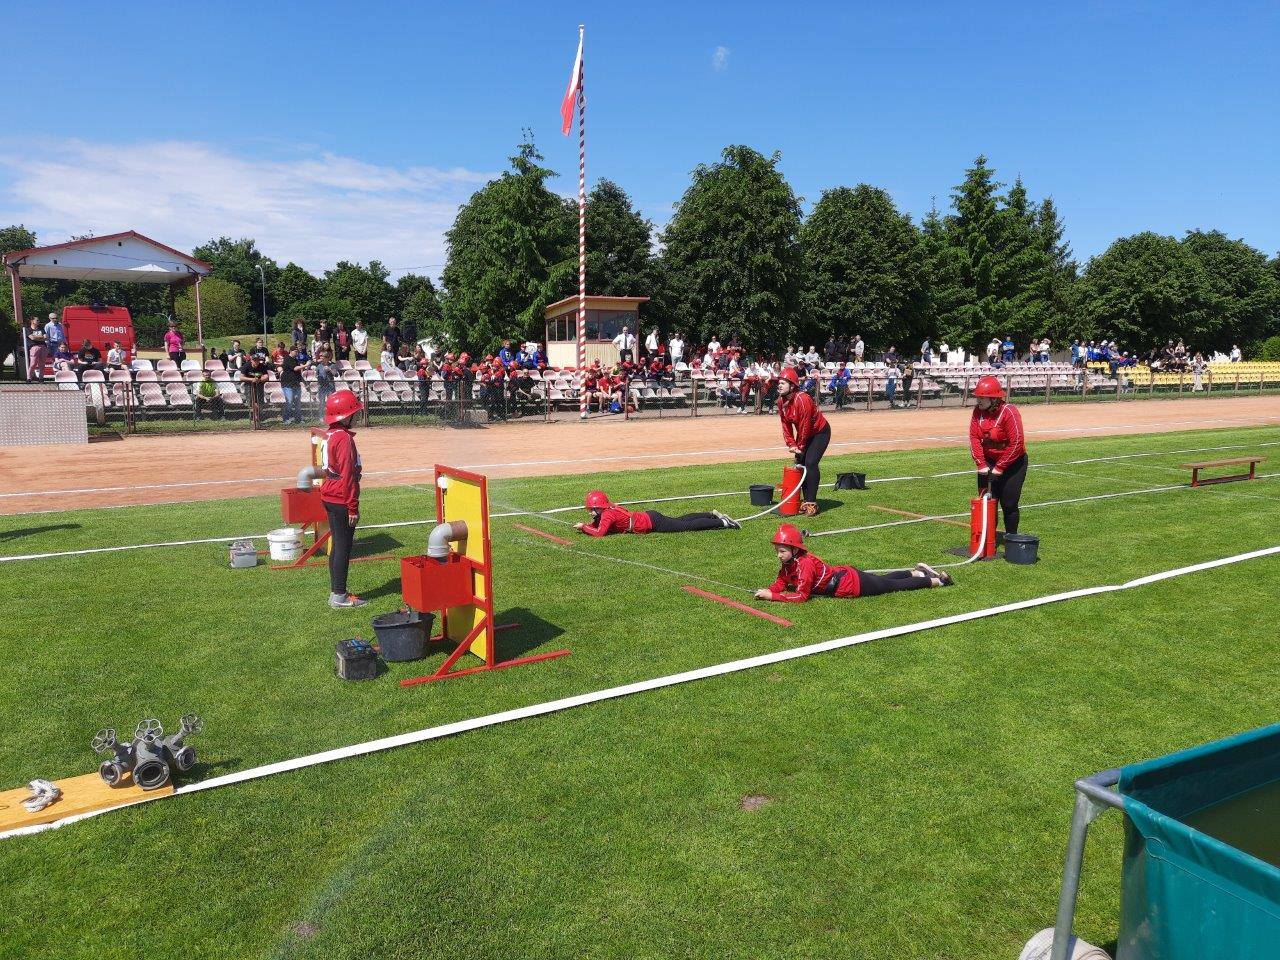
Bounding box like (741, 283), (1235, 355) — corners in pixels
(576, 24), (588, 419)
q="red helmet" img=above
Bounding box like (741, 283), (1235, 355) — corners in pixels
(974, 375), (1005, 399)
(324, 390), (364, 425)
(780, 367), (800, 386)
(771, 523), (806, 551)
(584, 490), (610, 510)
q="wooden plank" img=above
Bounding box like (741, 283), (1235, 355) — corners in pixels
(0, 772), (173, 832)
(1180, 456), (1264, 469)
(682, 586), (792, 626)
(868, 505), (968, 528)
(513, 524), (573, 546)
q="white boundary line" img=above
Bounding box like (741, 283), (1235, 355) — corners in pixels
(6, 542), (1277, 841)
(2, 439), (1278, 564)
(3, 414), (1276, 503)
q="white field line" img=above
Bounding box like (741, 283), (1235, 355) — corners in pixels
(6, 542), (1277, 841)
(517, 535), (755, 595)
(4, 414), (1277, 503)
(3, 443), (1279, 564)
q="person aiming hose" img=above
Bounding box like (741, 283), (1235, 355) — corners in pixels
(320, 392), (366, 609)
(970, 375), (1028, 534)
(754, 523), (953, 603)
(574, 490), (740, 536)
(776, 367), (831, 517)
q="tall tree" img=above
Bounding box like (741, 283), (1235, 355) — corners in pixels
(946, 155), (1004, 345)
(395, 273), (444, 345)
(192, 237), (279, 325)
(585, 179), (655, 298)
(1180, 230), (1279, 350)
(919, 203), (968, 348)
(798, 185), (927, 349)
(322, 260), (397, 329)
(174, 277), (250, 339)
(272, 262), (323, 320)
(1, 225), (43, 371)
(1075, 233), (1213, 348)
(659, 145), (802, 349)
(440, 138), (575, 352)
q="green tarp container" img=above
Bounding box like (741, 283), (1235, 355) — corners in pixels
(1117, 722), (1280, 960)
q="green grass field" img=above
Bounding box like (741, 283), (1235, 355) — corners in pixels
(1, 425), (1278, 959)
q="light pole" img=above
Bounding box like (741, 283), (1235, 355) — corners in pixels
(255, 264), (268, 339)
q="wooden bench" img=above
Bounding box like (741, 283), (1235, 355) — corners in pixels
(1181, 456), (1265, 487)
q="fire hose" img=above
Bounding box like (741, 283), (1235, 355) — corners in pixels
(730, 464), (808, 524)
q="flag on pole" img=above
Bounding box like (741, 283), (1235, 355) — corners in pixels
(560, 33), (583, 135)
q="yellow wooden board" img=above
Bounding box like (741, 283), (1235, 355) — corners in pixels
(440, 473), (492, 661)
(0, 773), (173, 831)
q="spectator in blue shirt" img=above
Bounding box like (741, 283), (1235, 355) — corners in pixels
(43, 312), (66, 352)
(497, 339), (516, 366)
(1001, 336), (1015, 363)
(828, 364), (852, 409)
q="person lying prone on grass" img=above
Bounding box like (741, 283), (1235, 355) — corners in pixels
(574, 490), (740, 536)
(754, 523), (953, 603)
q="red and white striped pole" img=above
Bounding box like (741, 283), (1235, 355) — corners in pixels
(576, 24), (588, 418)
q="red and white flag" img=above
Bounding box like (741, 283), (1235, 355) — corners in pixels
(560, 32), (583, 135)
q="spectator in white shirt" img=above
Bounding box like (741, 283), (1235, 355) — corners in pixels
(612, 326), (636, 363)
(379, 339), (397, 373)
(351, 321), (369, 360)
(804, 346), (820, 365)
(106, 341), (127, 370)
(987, 339), (1000, 363)
(669, 333), (685, 364)
(1231, 344), (1242, 362)
(853, 336), (865, 361)
(784, 346), (799, 366)
(644, 327), (660, 358)
(707, 336), (722, 354)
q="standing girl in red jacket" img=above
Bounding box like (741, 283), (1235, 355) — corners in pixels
(320, 391), (366, 609)
(754, 523), (951, 603)
(776, 367), (831, 517)
(969, 375), (1028, 534)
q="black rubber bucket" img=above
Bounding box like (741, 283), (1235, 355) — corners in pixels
(749, 484), (774, 507)
(835, 472), (867, 491)
(371, 610), (433, 661)
(1004, 533), (1040, 564)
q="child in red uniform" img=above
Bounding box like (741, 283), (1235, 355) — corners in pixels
(575, 490), (739, 536)
(754, 523), (952, 603)
(320, 391), (366, 608)
(969, 375), (1028, 534)
(776, 367), (831, 516)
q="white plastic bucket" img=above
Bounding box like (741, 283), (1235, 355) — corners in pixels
(1019, 928), (1110, 960)
(267, 527), (303, 562)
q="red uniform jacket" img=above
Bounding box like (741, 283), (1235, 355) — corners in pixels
(579, 506), (653, 537)
(320, 426), (362, 512)
(778, 390), (829, 450)
(969, 402), (1026, 472)
(767, 552), (860, 602)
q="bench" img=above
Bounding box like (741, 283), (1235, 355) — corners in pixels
(1181, 456), (1265, 487)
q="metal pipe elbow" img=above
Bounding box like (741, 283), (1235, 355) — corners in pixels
(297, 465), (323, 489)
(427, 520), (468, 560)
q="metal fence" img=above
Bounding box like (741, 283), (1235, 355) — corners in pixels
(38, 361), (1280, 438)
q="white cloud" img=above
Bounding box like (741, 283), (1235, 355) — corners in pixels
(0, 139), (496, 276)
(711, 46), (730, 72)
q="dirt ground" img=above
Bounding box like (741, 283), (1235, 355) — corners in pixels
(2, 396), (1277, 515)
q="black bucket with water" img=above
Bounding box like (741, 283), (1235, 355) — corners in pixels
(1003, 533), (1040, 564)
(749, 484), (775, 507)
(371, 609), (433, 661)
(835, 472), (867, 491)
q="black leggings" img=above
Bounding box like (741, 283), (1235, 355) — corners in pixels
(978, 453), (1028, 534)
(324, 500), (356, 595)
(855, 569), (932, 597)
(795, 424), (831, 503)
(645, 510), (724, 533)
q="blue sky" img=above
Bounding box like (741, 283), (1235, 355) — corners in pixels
(3, 1), (1277, 275)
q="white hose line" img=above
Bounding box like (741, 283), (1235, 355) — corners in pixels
(6, 541), (1277, 842)
(730, 464), (808, 524)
